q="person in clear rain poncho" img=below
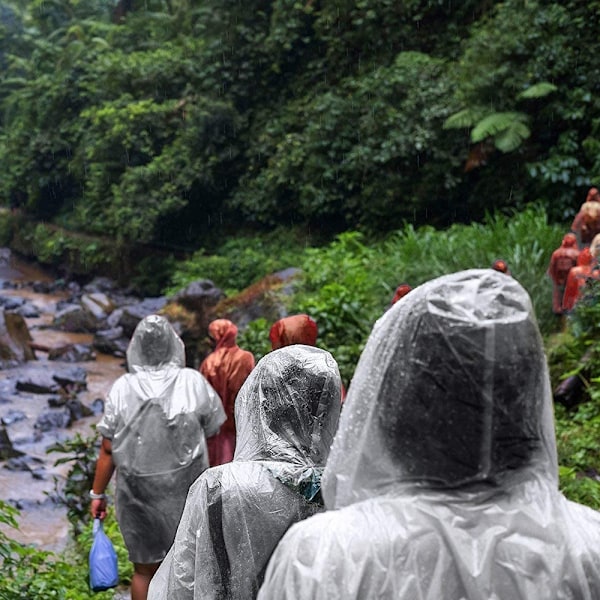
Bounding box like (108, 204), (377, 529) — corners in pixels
(147, 344), (342, 600)
(90, 315), (226, 600)
(257, 269), (600, 600)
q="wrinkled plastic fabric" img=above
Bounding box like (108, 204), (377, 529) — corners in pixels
(89, 518), (118, 592)
(96, 315), (226, 564)
(258, 270), (600, 600)
(148, 345), (342, 600)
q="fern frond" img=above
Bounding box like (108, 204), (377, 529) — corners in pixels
(494, 121), (531, 152)
(517, 82), (558, 100)
(471, 112), (527, 143)
(443, 108), (478, 130)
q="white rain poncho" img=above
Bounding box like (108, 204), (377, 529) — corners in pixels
(258, 270), (600, 600)
(96, 315), (225, 564)
(148, 345), (342, 600)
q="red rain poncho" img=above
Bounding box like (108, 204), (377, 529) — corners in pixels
(200, 319), (255, 466)
(562, 247), (598, 312)
(269, 315), (318, 350)
(547, 233), (580, 314)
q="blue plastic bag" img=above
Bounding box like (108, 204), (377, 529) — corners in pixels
(89, 518), (119, 592)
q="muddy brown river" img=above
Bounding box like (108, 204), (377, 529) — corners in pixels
(0, 255), (125, 551)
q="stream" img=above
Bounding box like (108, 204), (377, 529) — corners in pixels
(0, 254), (125, 552)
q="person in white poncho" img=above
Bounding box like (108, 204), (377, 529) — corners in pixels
(148, 344), (342, 600)
(258, 269), (600, 600)
(90, 314), (226, 600)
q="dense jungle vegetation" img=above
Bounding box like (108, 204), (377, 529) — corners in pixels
(1, 1), (600, 597)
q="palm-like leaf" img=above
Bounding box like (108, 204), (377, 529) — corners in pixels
(471, 112), (527, 143)
(494, 121), (531, 152)
(517, 82), (558, 100)
(443, 108), (479, 129)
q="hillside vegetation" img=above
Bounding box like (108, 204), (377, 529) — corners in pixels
(1, 0), (599, 258)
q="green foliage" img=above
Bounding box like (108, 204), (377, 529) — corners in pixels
(234, 50), (462, 231)
(46, 432), (101, 534)
(236, 317), (272, 364)
(0, 500), (118, 599)
(548, 279), (600, 508)
(11, 222), (117, 275)
(166, 229), (308, 296)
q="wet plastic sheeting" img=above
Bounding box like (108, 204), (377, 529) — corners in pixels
(257, 270), (600, 600)
(148, 345), (342, 600)
(97, 315), (225, 564)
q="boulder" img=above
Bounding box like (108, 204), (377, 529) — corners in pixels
(53, 304), (98, 333)
(0, 310), (36, 363)
(0, 426), (24, 460)
(93, 326), (129, 357)
(47, 343), (96, 362)
(34, 407), (73, 432)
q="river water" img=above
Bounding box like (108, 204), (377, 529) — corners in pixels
(0, 255), (125, 552)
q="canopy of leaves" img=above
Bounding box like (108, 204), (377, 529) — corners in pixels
(2, 0), (599, 248)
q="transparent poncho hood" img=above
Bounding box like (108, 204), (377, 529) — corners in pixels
(323, 269), (558, 508)
(234, 345), (342, 469)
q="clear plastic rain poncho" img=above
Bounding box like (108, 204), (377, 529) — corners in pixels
(96, 315), (225, 564)
(148, 345), (342, 600)
(258, 270), (600, 600)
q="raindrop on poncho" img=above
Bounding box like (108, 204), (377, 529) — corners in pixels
(148, 344), (342, 599)
(96, 315), (226, 564)
(258, 269), (600, 600)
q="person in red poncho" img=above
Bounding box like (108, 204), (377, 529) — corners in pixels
(390, 284), (412, 306)
(269, 314), (318, 350)
(270, 314), (347, 402)
(571, 187), (600, 247)
(562, 247), (599, 312)
(200, 319), (255, 466)
(547, 233), (580, 314)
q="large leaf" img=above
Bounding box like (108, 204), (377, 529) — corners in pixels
(471, 111), (527, 143)
(443, 108), (479, 130)
(494, 121), (531, 153)
(517, 82), (558, 100)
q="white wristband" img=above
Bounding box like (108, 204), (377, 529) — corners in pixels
(89, 489), (106, 500)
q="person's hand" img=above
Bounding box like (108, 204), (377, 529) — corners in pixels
(90, 497), (107, 520)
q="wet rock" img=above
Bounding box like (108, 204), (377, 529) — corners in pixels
(93, 326), (128, 357)
(81, 292), (114, 319)
(47, 343), (96, 362)
(91, 398), (105, 415)
(83, 276), (119, 294)
(53, 304), (98, 332)
(65, 398), (94, 420)
(117, 297), (169, 337)
(14, 301), (40, 318)
(32, 281), (52, 294)
(4, 455), (45, 478)
(14, 365), (87, 394)
(16, 371), (60, 394)
(0, 295), (25, 310)
(0, 310), (36, 362)
(2, 410), (26, 426)
(215, 270), (302, 331)
(0, 426), (24, 459)
(48, 396), (93, 420)
(34, 407), (73, 432)
(171, 279), (224, 314)
(47, 396), (66, 408)
(52, 366), (87, 392)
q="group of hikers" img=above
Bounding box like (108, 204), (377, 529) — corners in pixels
(548, 187), (600, 315)
(88, 266), (600, 600)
